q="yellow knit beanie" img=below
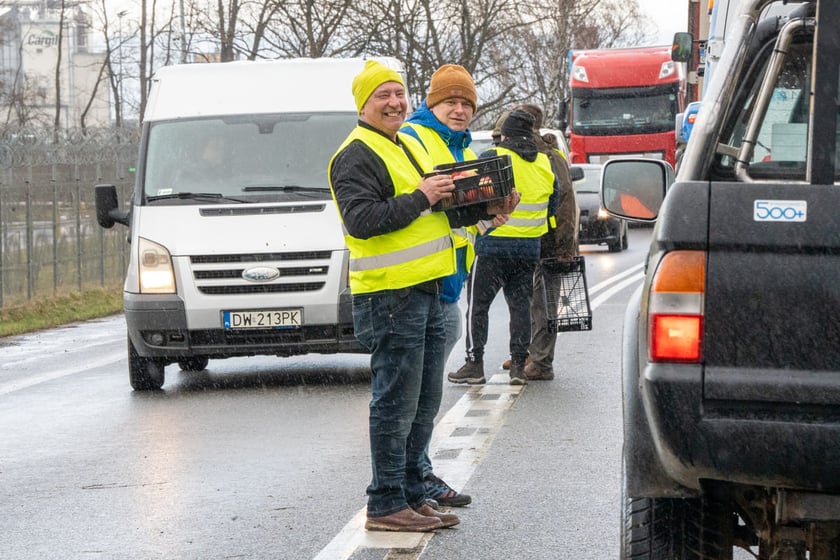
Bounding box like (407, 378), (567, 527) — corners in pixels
(427, 64), (477, 110)
(351, 60), (405, 114)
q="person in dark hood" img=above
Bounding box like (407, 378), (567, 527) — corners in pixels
(448, 109), (560, 385)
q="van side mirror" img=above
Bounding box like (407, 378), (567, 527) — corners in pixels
(672, 32), (693, 63)
(95, 184), (130, 228)
(570, 165), (584, 182)
(600, 159), (672, 222)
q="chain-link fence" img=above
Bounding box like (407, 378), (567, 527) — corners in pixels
(0, 127), (138, 309)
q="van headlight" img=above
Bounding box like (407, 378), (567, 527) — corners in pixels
(138, 237), (176, 294)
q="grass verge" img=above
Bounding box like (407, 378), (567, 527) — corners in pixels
(0, 288), (123, 338)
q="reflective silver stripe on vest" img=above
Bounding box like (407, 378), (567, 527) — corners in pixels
(517, 201), (549, 212)
(349, 235), (452, 272)
(452, 227), (474, 244)
(506, 216), (547, 227)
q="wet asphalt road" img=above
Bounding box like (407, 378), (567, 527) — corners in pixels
(1, 228), (654, 560)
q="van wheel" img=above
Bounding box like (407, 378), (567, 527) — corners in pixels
(608, 238), (623, 252)
(128, 338), (165, 391)
(178, 356), (209, 371)
(621, 462), (735, 559)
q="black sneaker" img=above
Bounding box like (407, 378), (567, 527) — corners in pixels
(509, 362), (527, 385)
(447, 359), (485, 384)
(424, 473), (472, 507)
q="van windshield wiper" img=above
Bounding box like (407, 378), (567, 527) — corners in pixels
(146, 192), (250, 203)
(241, 185), (327, 193)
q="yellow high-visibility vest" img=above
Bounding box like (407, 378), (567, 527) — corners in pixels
(486, 147), (554, 239)
(401, 122), (478, 270)
(328, 126), (455, 294)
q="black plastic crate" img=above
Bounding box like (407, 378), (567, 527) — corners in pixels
(429, 154), (514, 212)
(540, 256), (592, 333)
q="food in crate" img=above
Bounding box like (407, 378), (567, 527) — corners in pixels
(429, 154), (514, 212)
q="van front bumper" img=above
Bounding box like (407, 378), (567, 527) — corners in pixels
(124, 292), (365, 361)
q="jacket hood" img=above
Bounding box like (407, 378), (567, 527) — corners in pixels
(497, 136), (539, 162)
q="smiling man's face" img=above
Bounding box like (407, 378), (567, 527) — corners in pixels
(360, 82), (408, 139)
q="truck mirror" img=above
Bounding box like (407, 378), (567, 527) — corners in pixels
(557, 98), (568, 131)
(675, 112), (687, 144)
(672, 32), (693, 63)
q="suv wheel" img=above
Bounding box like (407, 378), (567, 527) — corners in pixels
(128, 337), (165, 391)
(621, 463), (735, 559)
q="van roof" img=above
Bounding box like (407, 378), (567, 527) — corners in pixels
(143, 57), (405, 122)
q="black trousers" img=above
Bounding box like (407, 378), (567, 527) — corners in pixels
(463, 254), (537, 364)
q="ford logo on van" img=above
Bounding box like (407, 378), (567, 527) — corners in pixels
(242, 267), (280, 282)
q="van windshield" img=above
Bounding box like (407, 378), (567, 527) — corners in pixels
(143, 112), (358, 202)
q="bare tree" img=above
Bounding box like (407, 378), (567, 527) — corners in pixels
(54, 0), (67, 131)
(261, 0), (355, 58)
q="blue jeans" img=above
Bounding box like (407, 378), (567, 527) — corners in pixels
(420, 299), (463, 478)
(353, 287), (446, 517)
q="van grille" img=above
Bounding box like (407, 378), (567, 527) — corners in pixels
(190, 251), (333, 296)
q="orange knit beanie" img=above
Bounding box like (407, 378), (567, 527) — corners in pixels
(426, 64), (477, 109)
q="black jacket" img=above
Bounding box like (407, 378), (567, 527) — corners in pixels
(330, 122), (491, 240)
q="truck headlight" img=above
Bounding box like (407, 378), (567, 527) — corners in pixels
(138, 237), (176, 294)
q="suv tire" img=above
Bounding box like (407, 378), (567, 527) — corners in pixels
(621, 463), (735, 560)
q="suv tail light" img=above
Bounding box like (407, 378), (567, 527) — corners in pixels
(648, 251), (705, 363)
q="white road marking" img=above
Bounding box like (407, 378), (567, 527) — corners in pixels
(0, 351), (124, 396)
(313, 264), (646, 559)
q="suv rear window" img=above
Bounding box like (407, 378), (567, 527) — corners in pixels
(719, 38), (840, 180)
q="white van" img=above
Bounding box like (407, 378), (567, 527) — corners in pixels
(96, 57), (402, 390)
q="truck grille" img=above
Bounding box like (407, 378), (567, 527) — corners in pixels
(190, 251), (332, 296)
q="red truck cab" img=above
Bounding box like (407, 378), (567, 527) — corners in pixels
(566, 46), (686, 167)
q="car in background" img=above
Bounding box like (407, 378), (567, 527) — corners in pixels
(572, 163), (627, 252)
(469, 128), (570, 158)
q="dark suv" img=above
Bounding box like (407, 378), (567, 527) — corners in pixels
(602, 1), (840, 558)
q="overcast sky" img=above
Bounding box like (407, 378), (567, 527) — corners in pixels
(638, 0), (690, 45)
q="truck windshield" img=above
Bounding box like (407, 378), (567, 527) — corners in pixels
(571, 84), (678, 136)
(142, 112), (358, 202)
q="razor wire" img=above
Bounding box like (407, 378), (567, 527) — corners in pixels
(0, 126), (139, 167)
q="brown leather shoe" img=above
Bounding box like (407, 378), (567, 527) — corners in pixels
(365, 507), (444, 532)
(524, 361), (555, 380)
(414, 503), (460, 528)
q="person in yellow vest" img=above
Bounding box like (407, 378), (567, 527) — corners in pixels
(514, 103), (579, 381)
(401, 63), (506, 508)
(448, 109), (559, 385)
(328, 60), (518, 533)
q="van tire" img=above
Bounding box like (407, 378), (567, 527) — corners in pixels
(128, 338), (165, 391)
(178, 356), (209, 372)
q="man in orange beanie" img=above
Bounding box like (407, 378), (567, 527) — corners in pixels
(400, 63), (486, 509)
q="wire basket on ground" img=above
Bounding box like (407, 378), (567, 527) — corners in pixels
(429, 154), (513, 212)
(541, 256), (592, 332)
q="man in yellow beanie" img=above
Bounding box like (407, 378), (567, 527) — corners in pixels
(328, 59), (518, 532)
